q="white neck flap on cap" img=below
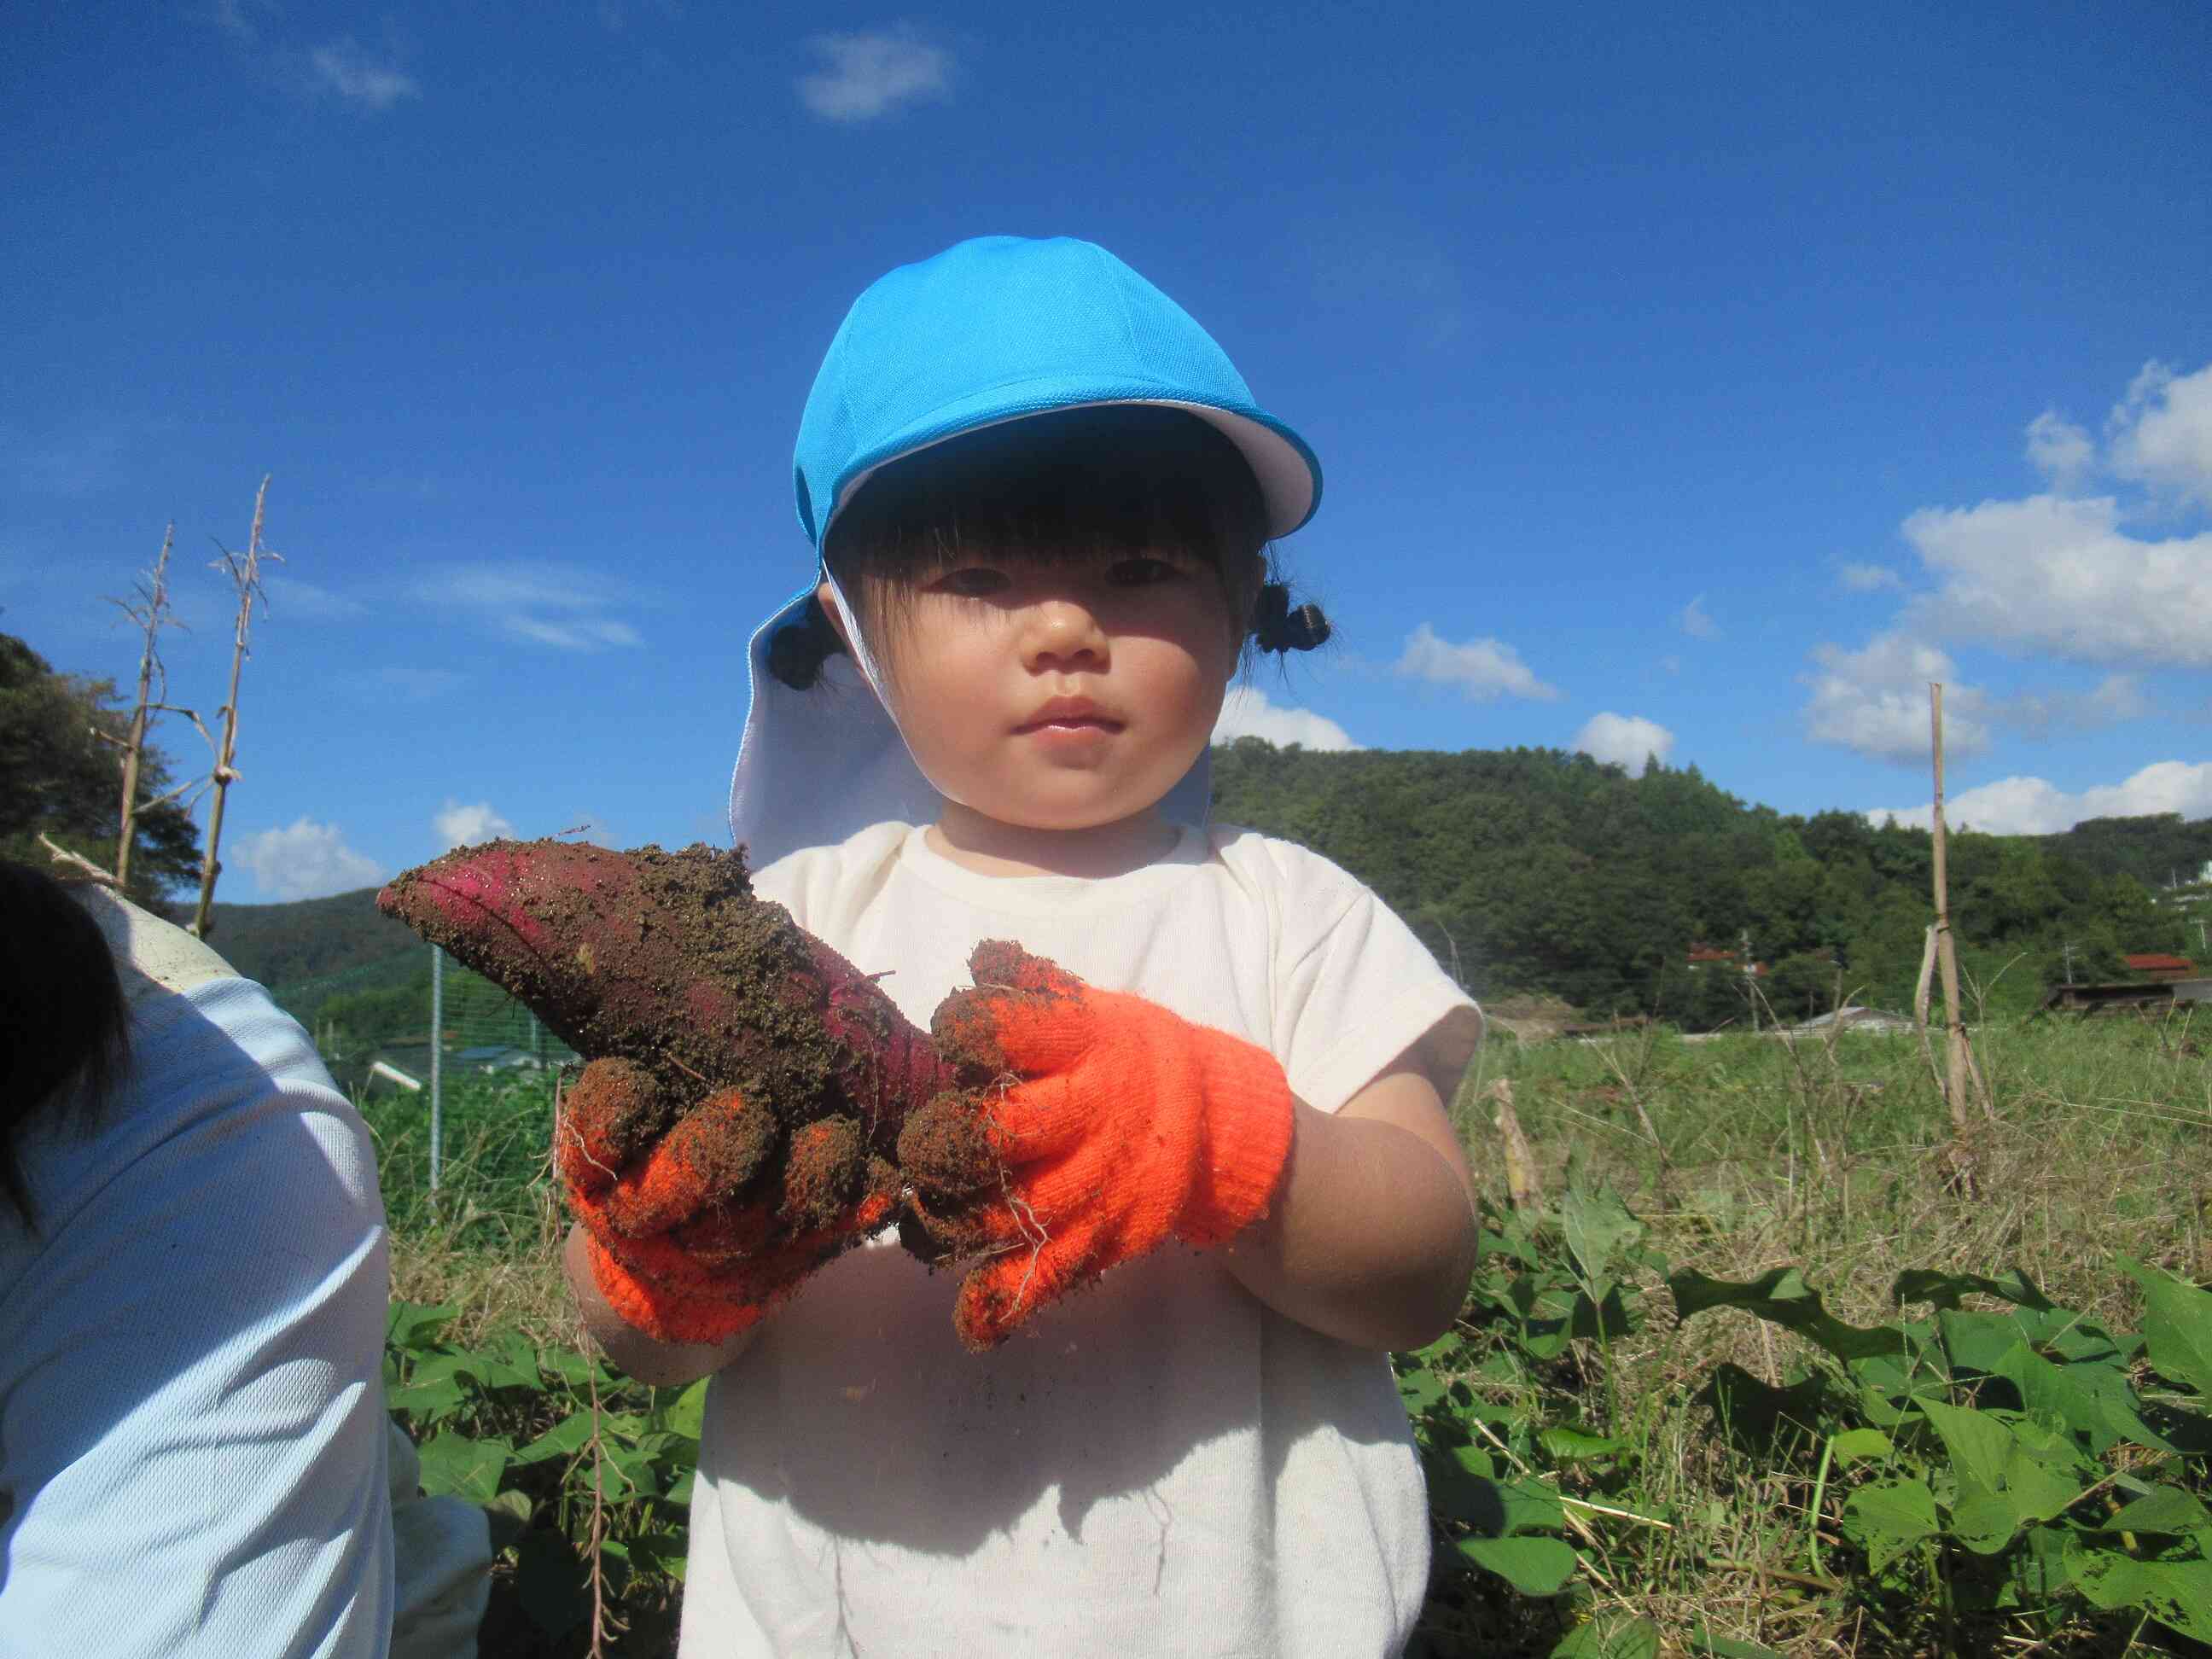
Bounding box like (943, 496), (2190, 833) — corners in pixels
(725, 580), (1214, 871)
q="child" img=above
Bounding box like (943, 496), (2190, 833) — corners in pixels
(564, 235), (1484, 1656)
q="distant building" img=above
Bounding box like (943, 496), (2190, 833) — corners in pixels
(1790, 1005), (1915, 1035)
(1687, 943), (1767, 976)
(453, 1044), (547, 1071)
(2125, 953), (2197, 981)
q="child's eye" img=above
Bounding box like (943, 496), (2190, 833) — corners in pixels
(1105, 556), (1182, 587)
(934, 567), (1010, 598)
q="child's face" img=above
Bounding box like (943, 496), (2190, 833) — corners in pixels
(825, 550), (1243, 836)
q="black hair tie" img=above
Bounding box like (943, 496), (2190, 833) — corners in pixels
(1253, 583), (1330, 654)
(765, 596), (845, 689)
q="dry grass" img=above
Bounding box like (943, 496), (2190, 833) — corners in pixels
(1435, 1004), (2212, 1655)
(387, 1200), (574, 1352)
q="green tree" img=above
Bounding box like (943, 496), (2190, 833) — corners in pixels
(0, 632), (201, 906)
(1765, 952), (1842, 1022)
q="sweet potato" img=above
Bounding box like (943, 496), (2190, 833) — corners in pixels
(375, 838), (959, 1196)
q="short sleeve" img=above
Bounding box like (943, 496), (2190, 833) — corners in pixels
(1258, 839), (1484, 1115)
(0, 978), (395, 1658)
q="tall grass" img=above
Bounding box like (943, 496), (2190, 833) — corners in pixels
(358, 1073), (574, 1348)
(1426, 1004), (2212, 1654)
(1456, 1008), (2210, 1325)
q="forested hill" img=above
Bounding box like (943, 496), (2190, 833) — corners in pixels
(2041, 812), (2212, 891)
(1208, 739), (2207, 1023)
(206, 888), (416, 987)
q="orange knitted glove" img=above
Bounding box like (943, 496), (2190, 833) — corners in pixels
(558, 1057), (899, 1345)
(898, 940), (1295, 1350)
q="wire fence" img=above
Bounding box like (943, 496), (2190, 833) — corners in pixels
(269, 946), (576, 1190)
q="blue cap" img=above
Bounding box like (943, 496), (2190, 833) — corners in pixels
(793, 235), (1322, 550)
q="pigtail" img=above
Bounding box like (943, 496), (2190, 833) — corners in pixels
(1251, 583), (1331, 655)
(766, 595), (847, 690)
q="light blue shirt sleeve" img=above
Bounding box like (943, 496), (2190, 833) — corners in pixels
(0, 975), (395, 1657)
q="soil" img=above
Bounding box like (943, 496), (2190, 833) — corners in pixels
(895, 937), (1086, 1253)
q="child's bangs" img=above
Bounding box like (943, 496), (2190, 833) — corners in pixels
(826, 406), (1269, 591)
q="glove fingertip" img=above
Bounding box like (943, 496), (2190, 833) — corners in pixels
(779, 1115), (865, 1232)
(585, 1232), (770, 1346)
(952, 1268), (1024, 1352)
(559, 1057), (665, 1191)
(967, 938), (1086, 999)
(896, 1091), (1001, 1202)
(948, 1223), (1103, 1351)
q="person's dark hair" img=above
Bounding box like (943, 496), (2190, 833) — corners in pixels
(0, 863), (131, 1231)
(768, 405), (1329, 688)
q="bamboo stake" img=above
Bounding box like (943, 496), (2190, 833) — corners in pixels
(191, 477), (281, 939)
(1912, 924), (1946, 1099)
(1928, 684), (1979, 1190)
(1488, 1078), (1544, 1208)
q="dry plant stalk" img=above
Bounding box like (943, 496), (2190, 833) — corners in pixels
(40, 832), (121, 888)
(1488, 1077), (1543, 1208)
(1927, 683), (1991, 1190)
(585, 1352), (611, 1659)
(103, 523), (183, 890)
(190, 477), (282, 939)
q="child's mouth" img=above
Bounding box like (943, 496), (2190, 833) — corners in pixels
(1016, 698), (1122, 735)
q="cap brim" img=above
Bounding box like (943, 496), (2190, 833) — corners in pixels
(822, 385), (1321, 546)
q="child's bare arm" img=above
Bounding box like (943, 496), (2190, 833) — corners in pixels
(563, 1223), (760, 1387)
(1220, 1047), (1478, 1353)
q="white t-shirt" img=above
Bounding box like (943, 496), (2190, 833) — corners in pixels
(678, 821), (1483, 1659)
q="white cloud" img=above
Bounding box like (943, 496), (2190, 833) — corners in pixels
(1836, 361), (2212, 690)
(1679, 596), (1719, 640)
(507, 615), (643, 649)
(1901, 493), (2212, 667)
(1998, 673), (2151, 736)
(2108, 360), (2212, 508)
(236, 818), (383, 900)
(1805, 629), (2151, 764)
(207, 0), (274, 43)
(796, 29), (951, 122)
(596, 0), (680, 32)
(429, 564), (646, 651)
(347, 666), (463, 701)
(1802, 632), (1990, 765)
(1658, 654), (1682, 674)
(1393, 622), (1559, 701)
(1838, 562), (1902, 592)
(261, 574), (363, 620)
(1868, 760), (2212, 836)
(2024, 410), (2095, 491)
(434, 800), (517, 849)
(1212, 686), (1359, 751)
(306, 38), (419, 109)
(1573, 713), (1675, 775)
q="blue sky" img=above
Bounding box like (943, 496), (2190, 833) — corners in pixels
(7, 1), (2210, 902)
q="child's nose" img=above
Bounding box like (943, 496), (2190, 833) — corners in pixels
(1021, 597), (1108, 670)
